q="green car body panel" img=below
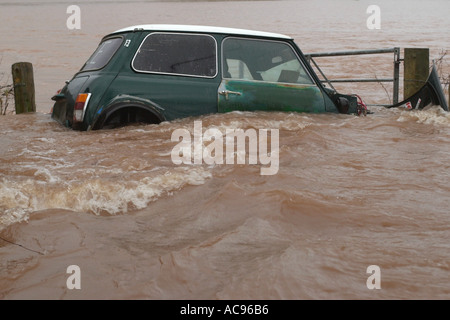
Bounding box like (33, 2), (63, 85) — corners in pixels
(51, 24), (357, 131)
(218, 80), (329, 113)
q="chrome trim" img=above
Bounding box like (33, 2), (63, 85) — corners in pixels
(219, 90), (242, 100)
(81, 93), (92, 121)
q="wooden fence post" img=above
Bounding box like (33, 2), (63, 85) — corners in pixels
(12, 62), (36, 114)
(403, 48), (429, 99)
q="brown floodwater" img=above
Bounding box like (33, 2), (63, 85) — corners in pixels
(1, 0), (449, 300)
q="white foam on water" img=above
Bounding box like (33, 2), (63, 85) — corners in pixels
(397, 105), (450, 126)
(0, 208), (30, 230)
(0, 166), (212, 229)
(35, 137), (56, 144)
(212, 113), (315, 132)
(33, 167), (61, 183)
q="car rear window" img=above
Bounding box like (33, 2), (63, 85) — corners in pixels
(132, 33), (217, 77)
(81, 37), (123, 71)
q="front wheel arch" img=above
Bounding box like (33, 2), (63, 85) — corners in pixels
(91, 102), (165, 130)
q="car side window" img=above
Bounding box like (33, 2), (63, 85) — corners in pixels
(132, 33), (217, 78)
(81, 37), (123, 71)
(222, 37), (314, 85)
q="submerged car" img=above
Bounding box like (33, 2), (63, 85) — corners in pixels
(51, 24), (448, 130)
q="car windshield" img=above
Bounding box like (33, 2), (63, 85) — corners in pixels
(222, 37), (313, 85)
(81, 37), (123, 71)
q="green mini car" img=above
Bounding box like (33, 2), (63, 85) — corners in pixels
(51, 24), (364, 130)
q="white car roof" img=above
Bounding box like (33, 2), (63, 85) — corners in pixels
(111, 24), (292, 40)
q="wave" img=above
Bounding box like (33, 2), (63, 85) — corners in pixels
(0, 166), (212, 230)
(396, 105), (450, 126)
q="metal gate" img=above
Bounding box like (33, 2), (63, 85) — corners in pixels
(305, 48), (401, 106)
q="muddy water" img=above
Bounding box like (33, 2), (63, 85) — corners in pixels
(1, 0), (450, 300)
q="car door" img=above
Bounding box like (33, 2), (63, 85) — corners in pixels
(218, 37), (327, 113)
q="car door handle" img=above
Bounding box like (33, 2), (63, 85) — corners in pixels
(219, 90), (242, 100)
